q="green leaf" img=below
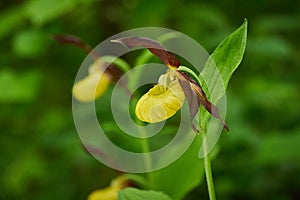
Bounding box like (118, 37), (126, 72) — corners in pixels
(24, 0), (79, 26)
(0, 69), (41, 102)
(149, 135), (204, 200)
(118, 188), (172, 200)
(255, 131), (300, 166)
(12, 29), (49, 58)
(199, 19), (247, 130)
(0, 6), (26, 39)
(3, 148), (47, 195)
(248, 36), (292, 59)
(201, 19), (248, 102)
(255, 15), (300, 33)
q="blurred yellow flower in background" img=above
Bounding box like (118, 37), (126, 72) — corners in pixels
(73, 58), (110, 102)
(88, 176), (127, 200)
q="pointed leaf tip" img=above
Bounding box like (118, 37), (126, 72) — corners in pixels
(201, 19), (248, 103)
(199, 19), (247, 132)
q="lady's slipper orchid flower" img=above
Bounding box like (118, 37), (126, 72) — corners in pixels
(88, 176), (127, 200)
(112, 37), (229, 132)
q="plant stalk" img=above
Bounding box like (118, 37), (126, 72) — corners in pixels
(138, 126), (153, 187)
(204, 154), (216, 200)
(203, 135), (216, 200)
(139, 126), (152, 171)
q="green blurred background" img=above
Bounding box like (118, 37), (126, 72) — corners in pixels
(0, 0), (299, 199)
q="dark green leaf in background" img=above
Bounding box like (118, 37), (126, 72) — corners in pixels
(0, 6), (26, 39)
(149, 135), (204, 200)
(0, 69), (41, 102)
(25, 0), (79, 26)
(12, 29), (49, 58)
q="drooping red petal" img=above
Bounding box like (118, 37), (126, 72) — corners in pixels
(190, 81), (229, 132)
(51, 34), (124, 83)
(177, 71), (229, 132)
(111, 37), (180, 68)
(50, 34), (93, 55)
(177, 71), (200, 132)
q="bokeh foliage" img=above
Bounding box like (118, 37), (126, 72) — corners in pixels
(0, 0), (299, 199)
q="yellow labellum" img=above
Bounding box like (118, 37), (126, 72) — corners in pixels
(135, 73), (185, 122)
(73, 58), (110, 102)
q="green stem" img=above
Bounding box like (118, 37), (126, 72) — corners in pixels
(204, 154), (216, 200)
(203, 135), (216, 200)
(138, 126), (152, 170)
(177, 65), (201, 85)
(131, 80), (152, 187)
(100, 55), (131, 73)
(179, 65), (216, 199)
(137, 121), (153, 188)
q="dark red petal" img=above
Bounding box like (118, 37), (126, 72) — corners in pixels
(50, 34), (93, 54)
(51, 34), (125, 83)
(177, 71), (200, 132)
(111, 37), (180, 68)
(177, 71), (229, 132)
(190, 81), (229, 132)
